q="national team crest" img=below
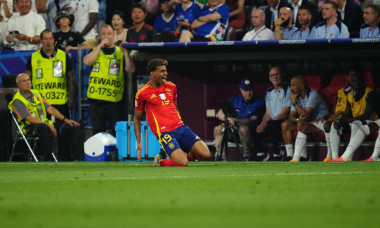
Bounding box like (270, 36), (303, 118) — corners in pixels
(159, 93), (166, 100)
(169, 142), (175, 149)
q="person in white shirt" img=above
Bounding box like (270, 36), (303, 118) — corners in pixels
(5, 0), (45, 50)
(66, 0), (99, 48)
(242, 9), (273, 41)
(0, 0), (13, 48)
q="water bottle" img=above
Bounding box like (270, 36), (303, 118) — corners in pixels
(335, 119), (342, 136)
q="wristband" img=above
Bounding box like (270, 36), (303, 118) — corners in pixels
(293, 101), (298, 106)
(62, 117), (66, 122)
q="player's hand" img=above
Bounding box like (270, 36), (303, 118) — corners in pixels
(65, 46), (74, 53)
(99, 38), (109, 48)
(227, 117), (235, 127)
(65, 119), (80, 127)
(119, 42), (129, 53)
(290, 93), (299, 103)
(256, 122), (266, 133)
(312, 117), (323, 123)
(15, 33), (27, 41)
(6, 34), (13, 43)
(48, 124), (57, 137)
(137, 143), (142, 159)
(275, 18), (283, 27)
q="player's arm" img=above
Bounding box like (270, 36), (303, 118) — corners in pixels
(119, 42), (136, 73)
(257, 107), (271, 132)
(83, 45), (102, 66)
(134, 109), (143, 159)
(298, 107), (314, 121)
(289, 110), (298, 122)
(198, 11), (222, 23)
(80, 12), (98, 37)
(273, 106), (290, 120)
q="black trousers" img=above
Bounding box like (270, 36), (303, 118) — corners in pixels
(89, 99), (121, 136)
(249, 119), (284, 155)
(248, 119), (264, 154)
(49, 104), (84, 161)
(25, 123), (53, 161)
(55, 121), (83, 161)
(25, 122), (83, 161)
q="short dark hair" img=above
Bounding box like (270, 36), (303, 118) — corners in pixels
(40, 29), (53, 40)
(147, 59), (168, 73)
(298, 6), (312, 14)
(324, 1), (338, 12)
(111, 10), (126, 23)
(365, 4), (380, 17)
(132, 3), (147, 14)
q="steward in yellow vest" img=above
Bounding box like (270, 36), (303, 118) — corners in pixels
(26, 29), (76, 117)
(8, 73), (81, 161)
(83, 25), (135, 136)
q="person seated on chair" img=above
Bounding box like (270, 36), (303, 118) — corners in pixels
(8, 73), (81, 161)
(25, 29), (84, 161)
(281, 75), (329, 161)
(214, 78), (265, 161)
(250, 66), (291, 161)
(331, 68), (380, 161)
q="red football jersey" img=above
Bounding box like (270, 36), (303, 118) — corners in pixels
(135, 81), (183, 136)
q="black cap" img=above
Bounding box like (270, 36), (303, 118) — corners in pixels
(240, 78), (254, 90)
(54, 11), (74, 28)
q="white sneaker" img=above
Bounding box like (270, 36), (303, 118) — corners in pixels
(257, 152), (270, 161)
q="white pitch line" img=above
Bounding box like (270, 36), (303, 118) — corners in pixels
(1, 171), (380, 183)
(0, 171), (374, 183)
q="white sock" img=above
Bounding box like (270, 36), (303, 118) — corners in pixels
(293, 132), (307, 161)
(285, 144), (294, 157)
(325, 132), (332, 158)
(371, 133), (380, 160)
(342, 124), (370, 161)
(350, 121), (362, 141)
(329, 125), (341, 159)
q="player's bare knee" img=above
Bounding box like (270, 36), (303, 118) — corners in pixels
(239, 126), (248, 136)
(175, 157), (188, 165)
(281, 121), (291, 131)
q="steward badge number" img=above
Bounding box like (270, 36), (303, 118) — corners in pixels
(92, 62), (100, 72)
(108, 59), (120, 76)
(36, 68), (43, 79)
(53, 61), (63, 77)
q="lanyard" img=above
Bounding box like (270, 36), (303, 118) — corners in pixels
(251, 26), (266, 41)
(367, 27), (378, 38)
(105, 47), (117, 59)
(271, 12), (274, 30)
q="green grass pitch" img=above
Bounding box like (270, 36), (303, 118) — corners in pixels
(0, 161), (379, 228)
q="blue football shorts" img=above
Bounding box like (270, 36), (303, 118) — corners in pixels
(158, 125), (201, 156)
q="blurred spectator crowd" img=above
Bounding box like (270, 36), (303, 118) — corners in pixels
(1, 0), (379, 51)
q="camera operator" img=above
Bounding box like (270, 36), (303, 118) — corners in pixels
(214, 78), (265, 161)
